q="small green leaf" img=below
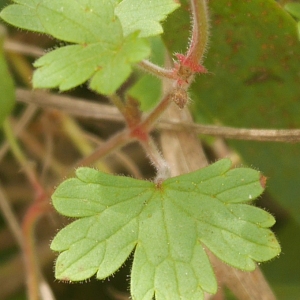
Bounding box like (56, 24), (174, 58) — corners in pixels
(32, 33), (149, 95)
(51, 159), (280, 300)
(0, 0), (151, 95)
(115, 0), (180, 37)
(0, 25), (15, 127)
(0, 0), (179, 95)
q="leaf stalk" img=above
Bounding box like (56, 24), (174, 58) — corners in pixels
(138, 59), (176, 79)
(187, 0), (209, 65)
(140, 137), (170, 182)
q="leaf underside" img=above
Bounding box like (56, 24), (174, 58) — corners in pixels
(51, 159), (280, 300)
(0, 0), (179, 95)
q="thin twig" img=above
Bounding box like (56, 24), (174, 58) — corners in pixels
(4, 39), (44, 57)
(82, 132), (143, 179)
(0, 104), (38, 162)
(16, 88), (300, 143)
(108, 93), (126, 117)
(0, 184), (23, 248)
(157, 121), (300, 142)
(3, 119), (54, 300)
(0, 241), (55, 300)
(16, 88), (122, 122)
(22, 197), (52, 300)
(72, 129), (132, 170)
(140, 89), (174, 132)
(3, 119), (38, 186)
(17, 125), (66, 176)
(60, 113), (111, 173)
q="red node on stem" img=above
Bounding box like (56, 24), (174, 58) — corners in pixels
(173, 53), (207, 86)
(130, 126), (149, 142)
(175, 53), (207, 74)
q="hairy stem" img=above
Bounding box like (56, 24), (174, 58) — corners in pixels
(140, 137), (170, 182)
(138, 60), (175, 79)
(108, 93), (126, 118)
(22, 198), (52, 300)
(140, 90), (174, 132)
(187, 0), (209, 64)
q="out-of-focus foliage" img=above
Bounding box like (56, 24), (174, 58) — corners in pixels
(0, 25), (14, 127)
(285, 2), (300, 38)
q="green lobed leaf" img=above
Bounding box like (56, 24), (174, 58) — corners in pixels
(0, 0), (144, 95)
(115, 0), (180, 37)
(32, 32), (149, 95)
(0, 25), (15, 127)
(0, 0), (179, 95)
(51, 159), (280, 300)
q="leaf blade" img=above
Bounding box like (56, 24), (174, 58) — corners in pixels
(115, 0), (180, 37)
(51, 159), (280, 299)
(1, 0), (152, 95)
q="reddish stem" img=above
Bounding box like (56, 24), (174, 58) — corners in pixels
(22, 190), (52, 300)
(140, 91), (174, 133)
(172, 0), (209, 88)
(73, 129), (132, 169)
(186, 0), (209, 64)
